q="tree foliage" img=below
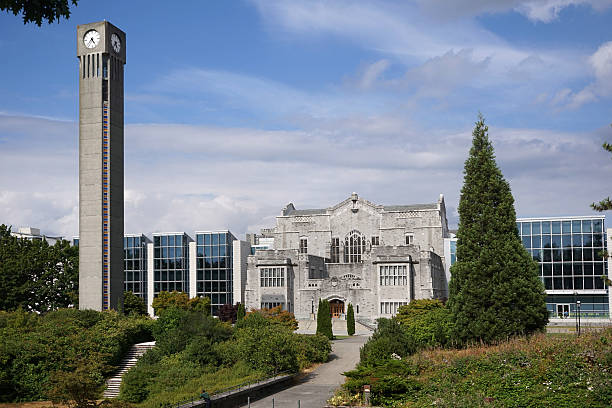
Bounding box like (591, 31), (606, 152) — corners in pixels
(0, 0), (78, 26)
(591, 141), (612, 211)
(123, 291), (147, 316)
(218, 303), (238, 323)
(316, 299), (333, 339)
(0, 309), (153, 402)
(151, 291), (210, 316)
(448, 115), (548, 344)
(347, 303), (355, 336)
(0, 224), (79, 313)
(236, 303), (246, 321)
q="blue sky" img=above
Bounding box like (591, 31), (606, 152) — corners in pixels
(1, 0), (611, 238)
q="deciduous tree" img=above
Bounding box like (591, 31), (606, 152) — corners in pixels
(1, 0), (79, 26)
(448, 115), (548, 344)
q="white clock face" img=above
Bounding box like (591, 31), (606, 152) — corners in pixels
(83, 30), (100, 49)
(111, 33), (121, 53)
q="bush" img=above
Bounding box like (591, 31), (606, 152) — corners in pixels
(151, 291), (211, 316)
(294, 334), (331, 369)
(394, 299), (454, 349)
(360, 319), (417, 366)
(123, 291), (147, 316)
(0, 309), (153, 403)
(234, 324), (299, 374)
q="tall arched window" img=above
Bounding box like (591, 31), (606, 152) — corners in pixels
(344, 230), (365, 263)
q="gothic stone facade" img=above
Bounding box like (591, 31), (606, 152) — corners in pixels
(244, 193), (450, 323)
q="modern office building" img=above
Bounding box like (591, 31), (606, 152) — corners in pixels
(195, 231), (236, 315)
(77, 21), (126, 311)
(444, 215), (610, 319)
(123, 234), (149, 299)
(244, 193), (451, 323)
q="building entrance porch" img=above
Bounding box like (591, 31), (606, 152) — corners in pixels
(330, 299), (344, 318)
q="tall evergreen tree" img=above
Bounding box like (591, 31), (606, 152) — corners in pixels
(316, 299), (333, 339)
(346, 303), (355, 336)
(448, 115), (548, 344)
(236, 303), (246, 321)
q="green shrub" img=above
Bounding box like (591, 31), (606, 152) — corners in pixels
(0, 309), (153, 403)
(360, 319), (416, 366)
(294, 334), (331, 369)
(394, 299), (454, 349)
(234, 324), (299, 374)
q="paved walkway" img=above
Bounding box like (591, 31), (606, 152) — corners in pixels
(241, 335), (369, 408)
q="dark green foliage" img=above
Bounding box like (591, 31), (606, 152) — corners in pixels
(359, 319), (417, 366)
(347, 303), (355, 336)
(151, 291), (211, 316)
(153, 308), (231, 356)
(46, 360), (105, 408)
(236, 303), (246, 321)
(294, 334), (331, 369)
(316, 299), (333, 339)
(394, 299), (454, 348)
(233, 324), (299, 374)
(121, 306), (331, 406)
(341, 329), (612, 407)
(592, 141), (612, 211)
(448, 115), (548, 344)
(123, 291), (147, 316)
(0, 309), (153, 402)
(0, 225), (79, 312)
(0, 0), (78, 25)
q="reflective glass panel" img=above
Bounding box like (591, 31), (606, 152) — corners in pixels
(574, 277), (583, 289)
(522, 236), (531, 248)
(561, 235), (572, 247)
(572, 220), (582, 233)
(161, 235), (167, 246)
(532, 222), (541, 234)
(197, 235), (204, 245)
(542, 235), (552, 248)
(582, 220), (592, 233)
(542, 221), (551, 234)
(532, 235), (541, 248)
(552, 235), (561, 248)
(562, 221), (571, 233)
(552, 221), (561, 234)
(593, 219), (603, 232)
(522, 223), (530, 235)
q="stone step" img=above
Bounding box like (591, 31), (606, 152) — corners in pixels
(102, 341), (156, 399)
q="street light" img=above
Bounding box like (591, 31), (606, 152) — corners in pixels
(311, 296), (314, 315)
(577, 300), (581, 336)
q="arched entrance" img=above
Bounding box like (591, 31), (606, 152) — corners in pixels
(329, 299), (345, 318)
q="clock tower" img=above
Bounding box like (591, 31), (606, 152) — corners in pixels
(77, 21), (126, 311)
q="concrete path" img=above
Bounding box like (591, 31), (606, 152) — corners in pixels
(241, 335), (369, 408)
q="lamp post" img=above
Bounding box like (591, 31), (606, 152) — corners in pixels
(311, 296), (314, 319)
(577, 300), (581, 336)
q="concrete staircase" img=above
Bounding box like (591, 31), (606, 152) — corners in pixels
(103, 341), (156, 399)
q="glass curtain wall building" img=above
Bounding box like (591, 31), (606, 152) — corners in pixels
(517, 216), (608, 318)
(123, 234), (148, 299)
(153, 233), (191, 296)
(195, 231), (236, 315)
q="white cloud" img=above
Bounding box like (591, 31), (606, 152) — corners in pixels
(550, 41), (612, 109)
(1, 113), (610, 239)
(418, 0), (612, 22)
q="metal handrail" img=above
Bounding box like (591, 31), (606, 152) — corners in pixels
(173, 370), (293, 407)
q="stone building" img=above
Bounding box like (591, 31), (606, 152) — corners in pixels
(244, 193), (450, 323)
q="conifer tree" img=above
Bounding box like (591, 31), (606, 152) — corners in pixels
(448, 115), (548, 344)
(237, 303), (246, 321)
(316, 299), (333, 339)
(346, 303), (355, 336)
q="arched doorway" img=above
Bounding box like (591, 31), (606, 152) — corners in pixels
(329, 299), (345, 318)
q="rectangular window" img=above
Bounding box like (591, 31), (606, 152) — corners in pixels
(260, 267), (285, 287)
(299, 238), (308, 254)
(405, 234), (414, 245)
(380, 301), (408, 316)
(379, 264), (408, 286)
(371, 236), (379, 246)
(261, 302), (284, 310)
(330, 238), (340, 263)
